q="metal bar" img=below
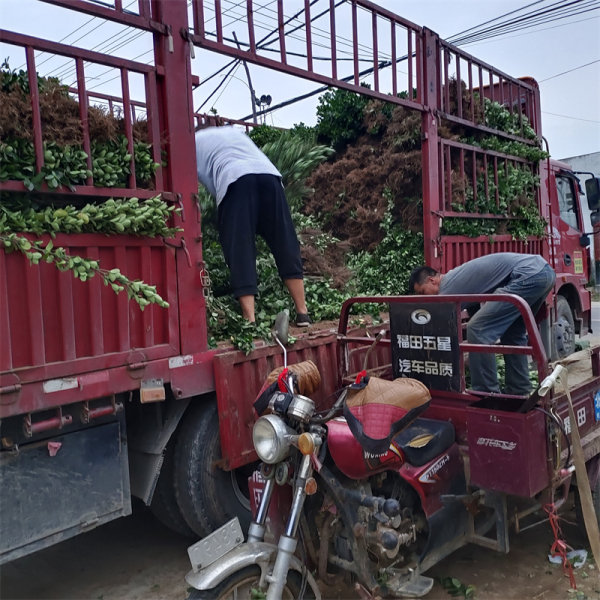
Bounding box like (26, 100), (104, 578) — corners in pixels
(190, 35), (425, 113)
(415, 28), (423, 104)
(372, 11), (379, 92)
(192, 0), (205, 37)
(247, 0), (256, 54)
(75, 58), (93, 186)
(40, 0), (154, 29)
(26, 46), (44, 175)
(443, 47), (450, 114)
(1, 29), (154, 72)
(304, 0), (313, 71)
(483, 152), (488, 207)
(445, 144), (452, 211)
(120, 68), (136, 188)
(277, 0), (287, 64)
(138, 0), (150, 19)
(145, 70), (163, 190)
(456, 55), (462, 119)
(406, 28), (412, 98)
(478, 64), (484, 115)
(329, 0), (337, 79)
(468, 60), (474, 122)
(352, 1), (359, 85)
(459, 147), (465, 204)
(494, 157), (499, 209)
(470, 149), (477, 208)
(390, 20), (397, 96)
(215, 0), (223, 43)
(439, 139), (446, 210)
(352, 0), (423, 31)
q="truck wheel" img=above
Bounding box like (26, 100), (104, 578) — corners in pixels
(150, 441), (196, 539)
(187, 566), (314, 599)
(174, 400), (254, 538)
(554, 296), (575, 359)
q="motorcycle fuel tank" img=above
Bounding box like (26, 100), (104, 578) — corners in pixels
(327, 417), (405, 479)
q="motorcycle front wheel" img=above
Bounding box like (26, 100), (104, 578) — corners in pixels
(187, 565), (316, 599)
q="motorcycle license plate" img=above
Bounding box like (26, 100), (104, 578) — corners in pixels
(187, 517), (244, 571)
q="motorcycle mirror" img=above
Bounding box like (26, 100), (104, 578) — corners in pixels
(272, 310), (290, 346)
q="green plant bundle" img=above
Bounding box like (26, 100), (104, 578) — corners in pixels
(1, 232), (168, 310)
(0, 195), (181, 237)
(315, 85), (371, 149)
(0, 136), (159, 191)
(483, 98), (537, 140)
(465, 134), (549, 162)
(348, 190), (424, 295)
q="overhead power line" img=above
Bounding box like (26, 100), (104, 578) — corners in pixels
(538, 59), (600, 81)
(542, 111), (600, 123)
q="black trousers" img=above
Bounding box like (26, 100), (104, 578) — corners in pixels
(217, 173), (303, 298)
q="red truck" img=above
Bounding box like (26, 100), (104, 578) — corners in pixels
(1, 0), (599, 566)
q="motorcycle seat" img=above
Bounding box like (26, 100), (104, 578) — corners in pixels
(392, 418), (455, 467)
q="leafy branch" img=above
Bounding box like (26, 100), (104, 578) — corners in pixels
(0, 195), (181, 237)
(1, 232), (168, 310)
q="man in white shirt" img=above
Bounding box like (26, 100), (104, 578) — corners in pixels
(196, 126), (310, 326)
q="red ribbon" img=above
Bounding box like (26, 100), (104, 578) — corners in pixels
(544, 503), (576, 589)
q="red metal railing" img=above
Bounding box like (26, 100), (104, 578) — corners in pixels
(0, 29), (163, 196)
(337, 294), (549, 399)
(437, 138), (536, 216)
(189, 0), (425, 112)
(40, 0), (156, 29)
(437, 39), (539, 138)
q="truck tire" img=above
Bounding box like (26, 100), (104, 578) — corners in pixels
(174, 400), (254, 538)
(553, 295), (575, 359)
(150, 441), (196, 539)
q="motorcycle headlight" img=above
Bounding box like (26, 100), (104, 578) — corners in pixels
(253, 414), (293, 464)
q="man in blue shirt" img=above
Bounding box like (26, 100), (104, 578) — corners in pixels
(408, 253), (555, 395)
(196, 126), (310, 326)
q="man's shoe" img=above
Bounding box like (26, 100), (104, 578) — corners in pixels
(295, 313), (312, 327)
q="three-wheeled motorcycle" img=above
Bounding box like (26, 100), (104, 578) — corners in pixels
(185, 295), (600, 599)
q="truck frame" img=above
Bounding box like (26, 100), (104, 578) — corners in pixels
(1, 0), (598, 564)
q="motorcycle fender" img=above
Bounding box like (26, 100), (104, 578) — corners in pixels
(185, 541), (322, 599)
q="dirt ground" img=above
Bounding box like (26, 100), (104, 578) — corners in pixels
(1, 497), (598, 600)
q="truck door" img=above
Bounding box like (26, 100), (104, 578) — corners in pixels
(551, 170), (589, 278)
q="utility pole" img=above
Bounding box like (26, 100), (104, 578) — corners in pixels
(232, 31), (257, 124)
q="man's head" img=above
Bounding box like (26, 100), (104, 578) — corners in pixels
(408, 266), (442, 295)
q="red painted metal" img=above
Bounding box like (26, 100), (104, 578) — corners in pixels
(2, 0), (595, 483)
(337, 295), (548, 397)
(215, 324), (389, 470)
(41, 0), (156, 29)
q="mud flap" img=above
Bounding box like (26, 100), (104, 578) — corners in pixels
(418, 496), (470, 573)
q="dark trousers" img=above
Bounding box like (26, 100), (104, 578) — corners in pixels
(217, 173), (303, 298)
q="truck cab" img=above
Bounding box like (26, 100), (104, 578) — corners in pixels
(544, 159), (599, 354)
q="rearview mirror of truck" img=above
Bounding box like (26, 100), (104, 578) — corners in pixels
(585, 177), (600, 211)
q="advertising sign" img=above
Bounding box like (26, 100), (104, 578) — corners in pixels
(390, 302), (461, 392)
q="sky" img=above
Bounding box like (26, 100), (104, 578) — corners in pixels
(1, 0), (599, 161)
